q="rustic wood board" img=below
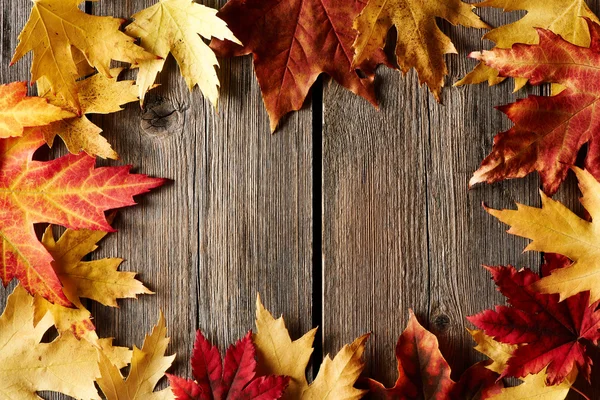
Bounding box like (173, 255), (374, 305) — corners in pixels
(1, 0), (599, 399)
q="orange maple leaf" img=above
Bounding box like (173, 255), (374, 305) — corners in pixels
(0, 82), (74, 138)
(0, 130), (165, 306)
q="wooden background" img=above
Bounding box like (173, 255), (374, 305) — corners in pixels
(1, 0), (599, 398)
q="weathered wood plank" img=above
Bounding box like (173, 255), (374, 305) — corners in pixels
(0, 1), (313, 399)
(321, 5), (539, 388)
(322, 68), (431, 385)
(93, 0), (314, 385)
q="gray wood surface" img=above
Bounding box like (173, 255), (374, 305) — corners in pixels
(0, 0), (599, 399)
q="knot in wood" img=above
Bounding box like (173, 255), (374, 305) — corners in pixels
(140, 95), (185, 137)
(433, 314), (451, 331)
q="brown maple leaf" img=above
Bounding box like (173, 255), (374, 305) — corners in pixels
(211, 0), (389, 132)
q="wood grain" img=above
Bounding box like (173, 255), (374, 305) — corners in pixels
(0, 0), (313, 398)
(1, 0), (600, 399)
(91, 0), (314, 384)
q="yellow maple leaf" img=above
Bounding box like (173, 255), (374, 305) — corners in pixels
(352, 0), (489, 100)
(125, 0), (240, 106)
(254, 294), (368, 400)
(0, 285), (131, 399)
(469, 330), (574, 400)
(456, 0), (599, 87)
(0, 82), (74, 138)
(97, 312), (175, 400)
(486, 167), (600, 302)
(37, 68), (142, 159)
(33, 224), (151, 344)
(12, 0), (156, 113)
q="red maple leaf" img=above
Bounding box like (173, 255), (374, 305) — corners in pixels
(468, 260), (600, 385)
(366, 311), (502, 399)
(167, 330), (289, 400)
(0, 129), (164, 306)
(211, 0), (388, 132)
(469, 19), (600, 195)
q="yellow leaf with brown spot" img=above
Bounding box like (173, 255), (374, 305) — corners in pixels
(37, 68), (141, 159)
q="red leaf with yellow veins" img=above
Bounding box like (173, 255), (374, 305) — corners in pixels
(470, 19), (600, 195)
(0, 82), (74, 138)
(167, 330), (289, 400)
(0, 129), (165, 306)
(468, 263), (600, 385)
(211, 0), (388, 132)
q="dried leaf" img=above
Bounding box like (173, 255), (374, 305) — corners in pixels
(211, 0), (389, 132)
(457, 0), (599, 87)
(486, 167), (600, 301)
(468, 264), (600, 384)
(126, 0), (240, 107)
(470, 21), (600, 194)
(254, 294), (368, 399)
(0, 129), (164, 306)
(168, 330), (289, 399)
(33, 225), (151, 343)
(0, 82), (74, 138)
(12, 0), (156, 112)
(37, 68), (141, 159)
(0, 285), (131, 399)
(97, 313), (176, 400)
(469, 330), (575, 400)
(353, 0), (489, 100)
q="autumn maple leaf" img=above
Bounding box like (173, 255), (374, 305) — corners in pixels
(211, 0), (389, 132)
(468, 262), (600, 385)
(469, 19), (600, 194)
(457, 0), (599, 88)
(37, 68), (142, 159)
(0, 129), (165, 306)
(469, 330), (577, 399)
(366, 310), (502, 399)
(254, 294), (368, 399)
(12, 0), (156, 112)
(126, 0), (240, 107)
(167, 330), (289, 400)
(0, 285), (131, 399)
(97, 313), (175, 400)
(487, 168), (600, 302)
(33, 225), (151, 343)
(0, 82), (74, 138)
(353, 0), (489, 100)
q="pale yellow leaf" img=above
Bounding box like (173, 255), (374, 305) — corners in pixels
(0, 285), (130, 399)
(254, 294), (367, 399)
(126, 0), (240, 106)
(97, 312), (175, 400)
